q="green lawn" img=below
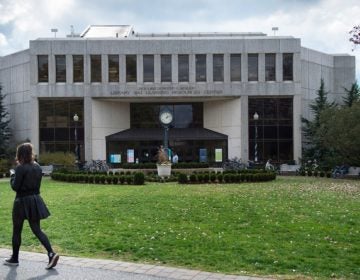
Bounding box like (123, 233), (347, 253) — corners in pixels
(0, 176), (359, 279)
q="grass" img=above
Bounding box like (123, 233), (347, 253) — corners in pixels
(0, 176), (359, 279)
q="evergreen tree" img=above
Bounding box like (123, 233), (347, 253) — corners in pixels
(343, 81), (360, 107)
(301, 79), (335, 164)
(0, 84), (11, 157)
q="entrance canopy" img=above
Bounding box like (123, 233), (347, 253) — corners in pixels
(106, 128), (228, 141)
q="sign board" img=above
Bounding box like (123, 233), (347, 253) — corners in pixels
(127, 149), (134, 163)
(110, 154), (121, 163)
(199, 148), (207, 162)
(215, 148), (223, 162)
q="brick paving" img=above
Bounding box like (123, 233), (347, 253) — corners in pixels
(0, 248), (271, 280)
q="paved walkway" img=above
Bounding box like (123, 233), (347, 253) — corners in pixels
(0, 248), (269, 280)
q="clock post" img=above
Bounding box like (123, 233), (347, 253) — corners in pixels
(159, 107), (173, 157)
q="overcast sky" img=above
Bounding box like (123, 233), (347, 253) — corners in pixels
(0, 0), (359, 80)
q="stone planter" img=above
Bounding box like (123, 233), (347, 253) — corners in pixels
(157, 163), (172, 177)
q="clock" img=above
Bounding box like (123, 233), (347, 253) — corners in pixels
(159, 109), (173, 125)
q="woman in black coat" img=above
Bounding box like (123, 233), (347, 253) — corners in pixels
(4, 143), (59, 269)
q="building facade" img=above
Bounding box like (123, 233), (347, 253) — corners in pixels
(0, 25), (356, 165)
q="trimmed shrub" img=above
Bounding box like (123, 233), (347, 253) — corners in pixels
(178, 173), (188, 184)
(319, 171), (325, 177)
(112, 176), (119, 184)
(100, 175), (106, 184)
(119, 176), (125, 184)
(189, 174), (197, 183)
(217, 173), (223, 183)
(133, 172), (145, 185)
(126, 175), (133, 185)
(224, 174), (231, 183)
(197, 174), (204, 183)
(210, 174), (217, 183)
(203, 173), (209, 183)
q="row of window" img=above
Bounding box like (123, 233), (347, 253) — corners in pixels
(38, 53), (293, 84)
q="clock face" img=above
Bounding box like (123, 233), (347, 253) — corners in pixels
(160, 111), (173, 125)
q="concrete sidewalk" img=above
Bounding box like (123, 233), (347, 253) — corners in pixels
(0, 248), (269, 280)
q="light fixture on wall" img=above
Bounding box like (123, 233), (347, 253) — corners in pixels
(253, 112), (259, 163)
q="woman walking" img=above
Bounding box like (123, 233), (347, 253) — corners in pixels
(4, 143), (59, 269)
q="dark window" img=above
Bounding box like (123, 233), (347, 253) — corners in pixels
(230, 54), (241, 81)
(178, 54), (189, 82)
(108, 55), (119, 82)
(143, 55), (154, 82)
(248, 97), (293, 162)
(126, 55), (137, 82)
(248, 54), (258, 81)
(130, 103), (203, 129)
(196, 54), (206, 82)
(91, 55), (102, 83)
(55, 55), (66, 83)
(39, 99), (84, 158)
(161, 55), (172, 82)
(73, 55), (84, 83)
(283, 53), (293, 81)
(213, 54), (224, 82)
(265, 54), (276, 81)
(38, 55), (48, 83)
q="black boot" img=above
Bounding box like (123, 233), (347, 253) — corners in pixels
(46, 252), (59, 269)
(4, 256), (19, 266)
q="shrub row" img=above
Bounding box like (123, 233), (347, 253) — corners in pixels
(51, 172), (145, 185)
(178, 171), (276, 184)
(113, 162), (210, 169)
(298, 170), (331, 178)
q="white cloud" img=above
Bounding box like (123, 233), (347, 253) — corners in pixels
(0, 33), (8, 47)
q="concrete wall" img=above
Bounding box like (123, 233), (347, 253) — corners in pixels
(91, 100), (130, 160)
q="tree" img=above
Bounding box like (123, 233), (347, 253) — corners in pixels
(317, 101), (360, 166)
(0, 84), (11, 157)
(349, 25), (360, 47)
(302, 79), (335, 163)
(343, 81), (360, 107)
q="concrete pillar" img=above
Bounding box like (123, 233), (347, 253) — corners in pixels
(224, 53), (230, 83)
(258, 53), (265, 82)
(276, 53), (283, 82)
(293, 94), (302, 163)
(66, 55), (73, 84)
(102, 54), (108, 83)
(207, 54), (212, 82)
(240, 95), (249, 162)
(137, 54), (143, 83)
(189, 54), (195, 83)
(31, 97), (39, 155)
(119, 55), (126, 84)
(242, 53), (248, 82)
(84, 96), (92, 161)
(154, 55), (161, 83)
(172, 54), (178, 83)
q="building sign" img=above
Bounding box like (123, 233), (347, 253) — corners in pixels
(215, 148), (223, 162)
(110, 86), (223, 96)
(127, 149), (134, 163)
(199, 148), (207, 162)
(110, 154), (121, 163)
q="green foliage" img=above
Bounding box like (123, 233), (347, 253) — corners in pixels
(177, 173), (188, 184)
(343, 81), (360, 107)
(133, 172), (145, 185)
(39, 152), (76, 167)
(0, 85), (11, 156)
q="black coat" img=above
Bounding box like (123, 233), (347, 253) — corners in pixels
(11, 162), (50, 221)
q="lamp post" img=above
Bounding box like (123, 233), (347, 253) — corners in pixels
(253, 112), (259, 163)
(73, 114), (79, 167)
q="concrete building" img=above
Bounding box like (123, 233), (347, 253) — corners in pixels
(0, 25), (356, 165)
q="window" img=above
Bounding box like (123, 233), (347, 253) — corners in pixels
(230, 54), (241, 82)
(90, 55), (102, 83)
(73, 55), (84, 83)
(126, 55), (137, 82)
(283, 53), (293, 81)
(38, 55), (48, 83)
(55, 55), (66, 83)
(265, 54), (276, 81)
(248, 97), (293, 162)
(161, 55), (172, 82)
(143, 55), (154, 82)
(196, 54), (206, 82)
(248, 54), (258, 81)
(213, 54), (224, 82)
(108, 55), (119, 82)
(178, 54), (189, 82)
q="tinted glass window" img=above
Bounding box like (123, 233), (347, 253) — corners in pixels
(143, 55), (154, 82)
(126, 55), (137, 82)
(161, 55), (172, 82)
(178, 54), (189, 82)
(91, 55), (102, 83)
(265, 54), (276, 81)
(213, 54), (224, 82)
(230, 54), (241, 81)
(73, 55), (84, 83)
(283, 53), (293, 81)
(196, 54), (206, 82)
(55, 55), (66, 83)
(38, 55), (48, 83)
(248, 54), (258, 81)
(108, 55), (119, 82)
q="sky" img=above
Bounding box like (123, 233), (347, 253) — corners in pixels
(0, 0), (359, 80)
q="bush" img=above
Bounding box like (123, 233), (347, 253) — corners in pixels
(224, 174), (231, 183)
(197, 174), (204, 183)
(133, 172), (145, 185)
(178, 173), (188, 184)
(126, 175), (133, 185)
(112, 176), (119, 184)
(217, 173), (223, 183)
(189, 174), (197, 183)
(39, 152), (76, 167)
(203, 173), (209, 183)
(119, 176), (125, 184)
(210, 174), (217, 183)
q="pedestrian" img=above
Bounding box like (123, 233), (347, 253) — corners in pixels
(172, 152), (178, 163)
(4, 143), (59, 269)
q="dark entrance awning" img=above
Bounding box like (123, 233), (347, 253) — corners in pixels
(106, 128), (228, 141)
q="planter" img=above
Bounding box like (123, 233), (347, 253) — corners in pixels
(157, 163), (172, 177)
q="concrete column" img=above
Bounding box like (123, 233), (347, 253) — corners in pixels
(258, 53), (265, 82)
(189, 54), (195, 83)
(119, 55), (126, 83)
(48, 55), (55, 84)
(240, 95), (249, 162)
(84, 55), (90, 84)
(137, 54), (143, 84)
(102, 54), (108, 83)
(242, 53), (248, 82)
(154, 55), (161, 83)
(293, 52), (301, 83)
(276, 53), (283, 82)
(224, 53), (230, 83)
(66, 55), (73, 84)
(172, 54), (178, 83)
(84, 96), (92, 161)
(207, 54), (212, 82)
(293, 94), (302, 163)
(31, 97), (39, 154)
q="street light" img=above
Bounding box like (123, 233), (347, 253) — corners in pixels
(253, 112), (259, 163)
(73, 114), (79, 167)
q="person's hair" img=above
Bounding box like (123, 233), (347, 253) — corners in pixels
(16, 143), (34, 164)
